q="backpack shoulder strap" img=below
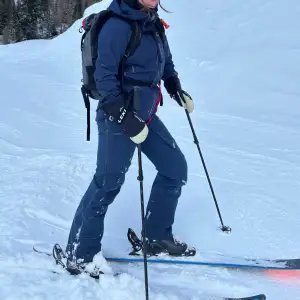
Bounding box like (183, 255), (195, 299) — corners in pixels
(118, 20), (142, 93)
(155, 18), (166, 40)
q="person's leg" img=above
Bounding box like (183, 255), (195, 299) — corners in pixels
(141, 115), (188, 241)
(66, 117), (136, 264)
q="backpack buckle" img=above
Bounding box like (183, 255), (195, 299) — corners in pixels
(124, 51), (131, 59)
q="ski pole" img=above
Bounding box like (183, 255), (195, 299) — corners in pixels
(184, 109), (231, 233)
(137, 145), (150, 300)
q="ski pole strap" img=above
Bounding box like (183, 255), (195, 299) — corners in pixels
(81, 86), (91, 141)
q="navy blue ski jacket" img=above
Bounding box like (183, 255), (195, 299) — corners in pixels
(94, 0), (177, 122)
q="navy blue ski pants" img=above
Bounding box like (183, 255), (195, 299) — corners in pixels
(66, 114), (187, 263)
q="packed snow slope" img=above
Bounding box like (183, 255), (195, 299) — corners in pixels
(1, 0), (300, 299)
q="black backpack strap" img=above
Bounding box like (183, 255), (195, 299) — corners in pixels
(118, 21), (142, 95)
(155, 18), (166, 41)
(123, 78), (155, 87)
(81, 86), (91, 141)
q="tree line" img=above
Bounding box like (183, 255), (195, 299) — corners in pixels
(0, 0), (100, 44)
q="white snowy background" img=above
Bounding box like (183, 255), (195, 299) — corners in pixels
(1, 0), (300, 299)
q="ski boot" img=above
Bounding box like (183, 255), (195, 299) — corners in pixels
(53, 244), (105, 279)
(146, 237), (196, 257)
(65, 260), (103, 279)
(127, 228), (196, 257)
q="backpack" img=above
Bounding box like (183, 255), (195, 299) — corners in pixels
(79, 9), (166, 141)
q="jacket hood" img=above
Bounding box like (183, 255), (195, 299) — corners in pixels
(109, 0), (157, 22)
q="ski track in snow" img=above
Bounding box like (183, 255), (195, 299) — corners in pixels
(1, 0), (300, 299)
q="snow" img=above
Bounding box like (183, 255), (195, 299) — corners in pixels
(1, 0), (300, 299)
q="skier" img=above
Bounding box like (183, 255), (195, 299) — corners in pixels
(66, 0), (195, 276)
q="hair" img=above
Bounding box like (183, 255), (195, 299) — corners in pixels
(159, 1), (170, 13)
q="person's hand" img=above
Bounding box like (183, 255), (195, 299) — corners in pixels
(101, 98), (148, 144)
(164, 76), (194, 113)
(120, 109), (149, 144)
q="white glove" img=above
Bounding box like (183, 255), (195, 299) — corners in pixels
(130, 123), (149, 144)
(120, 109), (149, 144)
(177, 90), (194, 113)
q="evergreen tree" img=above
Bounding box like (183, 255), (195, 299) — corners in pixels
(1, 0), (100, 43)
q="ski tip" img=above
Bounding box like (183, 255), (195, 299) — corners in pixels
(33, 244), (52, 256)
(265, 269), (300, 281)
(246, 294), (266, 300)
(225, 294), (266, 300)
(253, 295), (266, 300)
